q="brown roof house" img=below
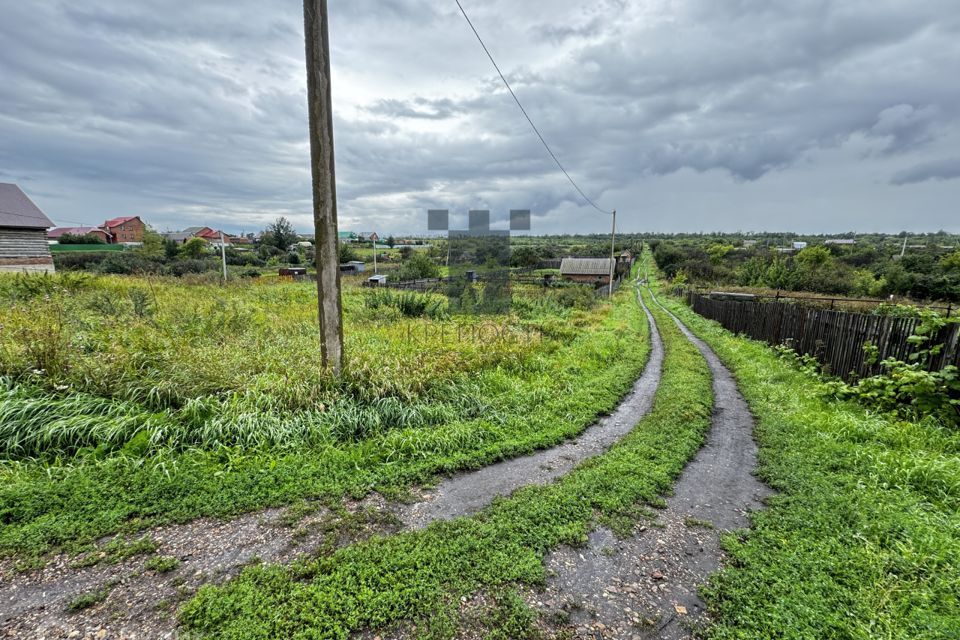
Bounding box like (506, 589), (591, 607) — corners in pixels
(560, 257), (616, 285)
(102, 216), (145, 244)
(0, 183), (55, 273)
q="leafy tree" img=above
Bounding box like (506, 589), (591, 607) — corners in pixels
(263, 217), (298, 251)
(736, 256), (768, 287)
(940, 250), (960, 274)
(259, 244), (282, 260)
(139, 228), (165, 256)
(851, 270), (888, 298)
(510, 246), (541, 268)
(338, 242), (358, 263)
(765, 258), (790, 290)
(386, 235), (396, 249)
(399, 252), (440, 280)
(180, 237), (207, 259)
(706, 243), (734, 265)
(163, 239), (179, 260)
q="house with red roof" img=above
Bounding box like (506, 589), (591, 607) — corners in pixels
(48, 216), (146, 245)
(102, 216), (145, 244)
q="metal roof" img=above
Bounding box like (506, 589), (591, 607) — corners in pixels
(163, 232), (195, 242)
(559, 257), (615, 276)
(0, 184), (54, 229)
(48, 226), (108, 238)
(103, 216), (139, 228)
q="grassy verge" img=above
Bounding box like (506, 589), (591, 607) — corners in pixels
(0, 280), (648, 560)
(655, 290), (960, 639)
(177, 287), (714, 639)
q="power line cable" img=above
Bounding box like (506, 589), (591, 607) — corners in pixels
(454, 0), (612, 215)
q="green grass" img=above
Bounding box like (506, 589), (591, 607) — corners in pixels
(656, 289), (960, 639)
(177, 286), (714, 639)
(71, 535), (159, 568)
(146, 554), (181, 573)
(67, 585), (113, 611)
(0, 272), (650, 559)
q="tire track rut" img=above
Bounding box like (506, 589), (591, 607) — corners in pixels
(535, 291), (772, 639)
(400, 294), (664, 528)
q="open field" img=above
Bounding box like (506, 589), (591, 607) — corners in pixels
(0, 271), (646, 560)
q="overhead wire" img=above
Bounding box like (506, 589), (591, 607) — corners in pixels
(454, 0), (613, 216)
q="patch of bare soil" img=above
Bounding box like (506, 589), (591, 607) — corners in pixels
(530, 299), (772, 639)
(0, 494), (397, 639)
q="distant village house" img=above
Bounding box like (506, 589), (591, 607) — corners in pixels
(0, 183), (55, 273)
(47, 226), (112, 243)
(163, 226), (234, 247)
(48, 215), (145, 245)
(103, 216), (145, 244)
(559, 257), (616, 285)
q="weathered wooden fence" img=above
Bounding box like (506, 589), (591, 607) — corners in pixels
(688, 292), (960, 381)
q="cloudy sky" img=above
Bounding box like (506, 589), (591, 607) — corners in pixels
(1, 0), (959, 235)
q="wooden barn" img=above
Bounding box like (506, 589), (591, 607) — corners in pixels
(0, 183), (55, 273)
(559, 257), (615, 285)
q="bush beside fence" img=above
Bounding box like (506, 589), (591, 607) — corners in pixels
(687, 292), (960, 381)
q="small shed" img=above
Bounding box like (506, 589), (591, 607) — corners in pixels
(559, 258), (615, 285)
(0, 183), (55, 273)
(367, 274), (388, 287)
(339, 261), (366, 274)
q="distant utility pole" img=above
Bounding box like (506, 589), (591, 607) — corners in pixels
(219, 231), (228, 282)
(303, 0), (344, 373)
(608, 209), (617, 298)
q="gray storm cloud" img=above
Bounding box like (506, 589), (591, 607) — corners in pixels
(0, 0), (958, 234)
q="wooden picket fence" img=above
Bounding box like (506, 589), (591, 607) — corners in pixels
(687, 292), (960, 381)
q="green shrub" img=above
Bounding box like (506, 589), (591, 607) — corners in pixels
(398, 252), (440, 281)
(363, 289), (446, 319)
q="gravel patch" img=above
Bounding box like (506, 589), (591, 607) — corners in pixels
(0, 494), (396, 639)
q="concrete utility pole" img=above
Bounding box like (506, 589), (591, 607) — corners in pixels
(303, 0), (344, 373)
